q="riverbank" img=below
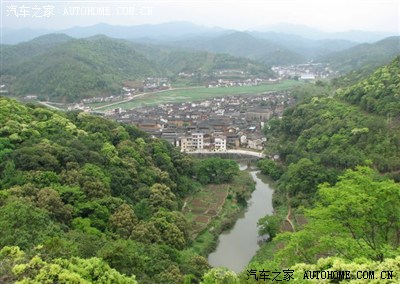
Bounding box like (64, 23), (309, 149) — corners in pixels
(207, 170), (275, 272)
(183, 170), (256, 256)
(249, 177), (308, 264)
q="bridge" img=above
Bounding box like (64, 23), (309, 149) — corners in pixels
(185, 149), (265, 159)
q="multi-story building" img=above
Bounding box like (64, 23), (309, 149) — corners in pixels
(180, 136), (193, 152)
(180, 133), (204, 152)
(214, 136), (227, 151)
(191, 133), (204, 150)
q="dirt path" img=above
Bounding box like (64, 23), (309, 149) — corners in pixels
(285, 192), (296, 232)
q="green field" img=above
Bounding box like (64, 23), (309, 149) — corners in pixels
(96, 80), (303, 111)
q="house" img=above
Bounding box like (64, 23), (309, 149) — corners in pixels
(203, 133), (212, 149)
(240, 135), (247, 146)
(137, 120), (162, 132)
(226, 134), (240, 148)
(161, 131), (178, 145)
(179, 132), (204, 152)
(214, 136), (227, 151)
(191, 133), (204, 150)
(245, 108), (273, 121)
(300, 73), (316, 80)
(168, 118), (185, 127)
(247, 137), (264, 150)
(180, 136), (193, 152)
(226, 126), (238, 133)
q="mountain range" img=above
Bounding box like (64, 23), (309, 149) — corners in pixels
(0, 34), (272, 102)
(1, 22), (399, 102)
(321, 36), (400, 72)
(2, 22), (397, 45)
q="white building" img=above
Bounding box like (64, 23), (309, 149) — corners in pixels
(192, 133), (204, 150)
(180, 137), (193, 152)
(214, 136), (227, 151)
(300, 73), (316, 80)
(180, 133), (204, 152)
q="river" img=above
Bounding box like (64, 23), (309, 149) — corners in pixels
(207, 165), (274, 272)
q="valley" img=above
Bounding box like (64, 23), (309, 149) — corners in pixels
(1, 15), (400, 284)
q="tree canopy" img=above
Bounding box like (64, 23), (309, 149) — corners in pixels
(0, 97), (238, 283)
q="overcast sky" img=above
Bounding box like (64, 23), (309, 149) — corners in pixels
(1, 0), (399, 33)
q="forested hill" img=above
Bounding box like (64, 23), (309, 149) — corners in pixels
(321, 36), (400, 73)
(3, 36), (159, 102)
(1, 33), (73, 66)
(0, 97), (241, 283)
(338, 56), (400, 117)
(262, 56), (400, 207)
(170, 31), (306, 66)
(1, 34), (272, 103)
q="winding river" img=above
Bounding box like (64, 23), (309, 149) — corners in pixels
(207, 165), (275, 272)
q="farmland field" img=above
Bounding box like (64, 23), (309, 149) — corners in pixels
(95, 80), (303, 111)
(182, 171), (256, 255)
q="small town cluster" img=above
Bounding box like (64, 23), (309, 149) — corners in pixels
(105, 92), (294, 153)
(272, 62), (333, 80)
(79, 77), (171, 104)
(74, 74), (275, 107)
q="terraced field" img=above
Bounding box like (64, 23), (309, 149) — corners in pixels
(183, 170), (256, 240)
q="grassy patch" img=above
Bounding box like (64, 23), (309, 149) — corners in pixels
(249, 237), (282, 264)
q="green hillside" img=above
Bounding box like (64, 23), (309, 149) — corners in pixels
(1, 35), (273, 102)
(339, 56), (400, 117)
(322, 36), (400, 73)
(0, 97), (244, 283)
(130, 42), (273, 77)
(172, 31), (305, 66)
(262, 57), (400, 207)
(1, 33), (73, 66)
(3, 36), (160, 102)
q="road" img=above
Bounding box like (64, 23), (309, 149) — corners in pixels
(38, 101), (62, 110)
(92, 86), (204, 111)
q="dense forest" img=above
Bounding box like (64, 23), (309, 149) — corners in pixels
(0, 97), (243, 283)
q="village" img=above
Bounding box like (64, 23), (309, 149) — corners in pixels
(104, 91), (294, 153)
(272, 62), (334, 80)
(64, 64), (328, 110)
(70, 72), (277, 108)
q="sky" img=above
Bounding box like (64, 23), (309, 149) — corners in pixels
(1, 0), (399, 33)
